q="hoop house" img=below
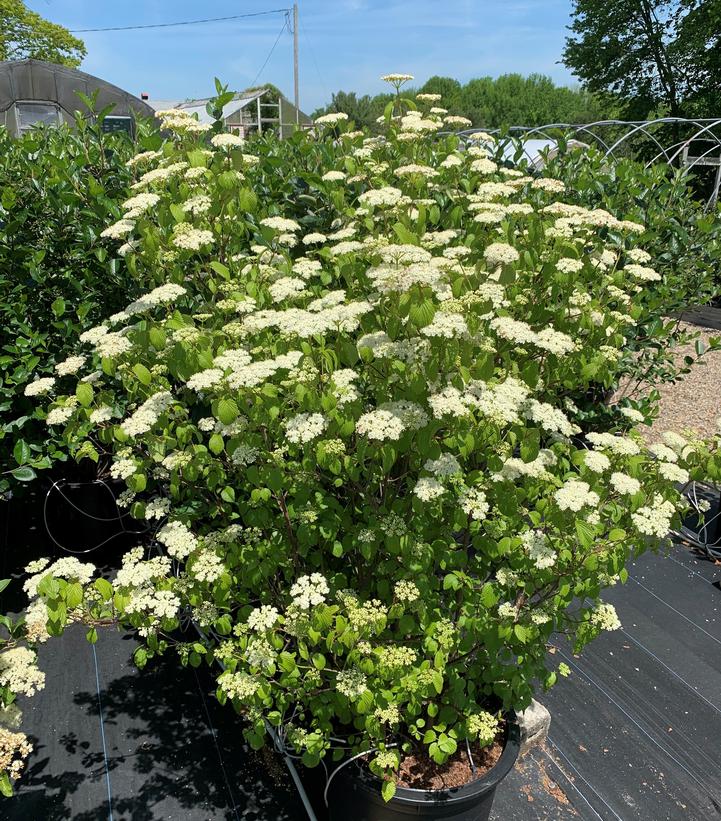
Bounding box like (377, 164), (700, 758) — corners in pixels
(0, 59), (155, 137)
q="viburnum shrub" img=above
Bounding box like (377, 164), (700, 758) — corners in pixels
(0, 575), (52, 795)
(25, 82), (694, 798)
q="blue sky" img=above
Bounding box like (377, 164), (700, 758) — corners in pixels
(30, 1), (577, 112)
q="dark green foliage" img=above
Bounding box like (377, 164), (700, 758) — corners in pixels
(563, 0), (721, 119)
(0, 119), (159, 496)
(312, 73), (612, 131)
(0, 0), (86, 67)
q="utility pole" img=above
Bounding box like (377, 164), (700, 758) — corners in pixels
(293, 3), (299, 126)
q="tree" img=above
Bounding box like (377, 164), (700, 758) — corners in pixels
(562, 0), (721, 119)
(313, 74), (611, 130)
(673, 0), (721, 116)
(0, 0), (85, 67)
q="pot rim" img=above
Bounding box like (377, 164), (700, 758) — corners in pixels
(337, 710), (520, 806)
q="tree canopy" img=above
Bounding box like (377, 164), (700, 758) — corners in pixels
(312, 73), (612, 131)
(563, 0), (721, 118)
(0, 0), (85, 67)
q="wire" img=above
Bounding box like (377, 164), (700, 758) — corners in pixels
(70, 8), (289, 34)
(249, 16), (289, 89)
(299, 17), (329, 104)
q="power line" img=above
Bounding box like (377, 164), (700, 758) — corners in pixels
(249, 16), (289, 88)
(299, 17), (329, 105)
(70, 8), (290, 34)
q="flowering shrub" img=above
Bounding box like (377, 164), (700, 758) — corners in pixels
(26, 86), (694, 797)
(543, 143), (721, 425)
(0, 575), (50, 796)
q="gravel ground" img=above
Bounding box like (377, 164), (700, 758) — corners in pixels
(615, 322), (721, 443)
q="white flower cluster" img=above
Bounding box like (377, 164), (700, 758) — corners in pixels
(554, 480), (600, 512)
(55, 355), (85, 377)
(285, 412), (327, 444)
(414, 477), (445, 501)
(247, 605), (280, 632)
(115, 548), (172, 588)
(631, 495), (676, 538)
(336, 668), (368, 699)
(211, 132), (244, 148)
(586, 432), (640, 456)
(172, 224), (214, 251)
(497, 449), (556, 481)
(219, 671), (259, 701)
(467, 711), (499, 744)
(95, 330), (133, 359)
(122, 192), (160, 217)
(589, 602), (621, 631)
(109, 283), (187, 325)
(0, 648), (45, 697)
(144, 497), (171, 521)
(490, 317), (575, 357)
(121, 391), (174, 437)
(358, 187), (405, 208)
(420, 312), (468, 339)
(190, 549), (225, 583)
(157, 521), (198, 559)
(583, 451), (611, 473)
(356, 409), (405, 441)
(424, 453), (461, 477)
(46, 405), (74, 426)
(101, 219), (135, 240)
(394, 580), (420, 602)
(269, 276), (308, 302)
(24, 556), (96, 598)
(260, 216), (301, 233)
(315, 112), (349, 125)
(610, 472), (641, 496)
(459, 487), (489, 520)
(521, 530), (556, 569)
(24, 377), (56, 397)
(290, 574), (329, 608)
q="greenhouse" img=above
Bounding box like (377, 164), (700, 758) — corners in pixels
(0, 59), (154, 137)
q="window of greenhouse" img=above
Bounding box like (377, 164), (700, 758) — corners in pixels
(14, 102), (62, 133)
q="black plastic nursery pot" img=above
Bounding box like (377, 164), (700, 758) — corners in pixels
(326, 715), (520, 821)
(43, 474), (146, 555)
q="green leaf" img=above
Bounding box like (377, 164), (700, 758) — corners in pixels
(381, 780), (396, 802)
(149, 327), (167, 350)
(575, 519), (595, 550)
(210, 261), (231, 279)
(13, 439), (31, 466)
(209, 434), (225, 455)
(409, 298), (435, 327)
(217, 398), (239, 425)
(238, 188), (258, 213)
(514, 624), (529, 643)
(51, 297), (66, 317)
(86, 627), (98, 644)
(0, 579), (10, 594)
(10, 466), (35, 482)
(480, 582), (498, 608)
(0, 770), (13, 797)
(94, 578), (114, 601)
(75, 382), (94, 408)
(132, 363), (152, 385)
(65, 582), (84, 609)
(170, 203), (186, 223)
